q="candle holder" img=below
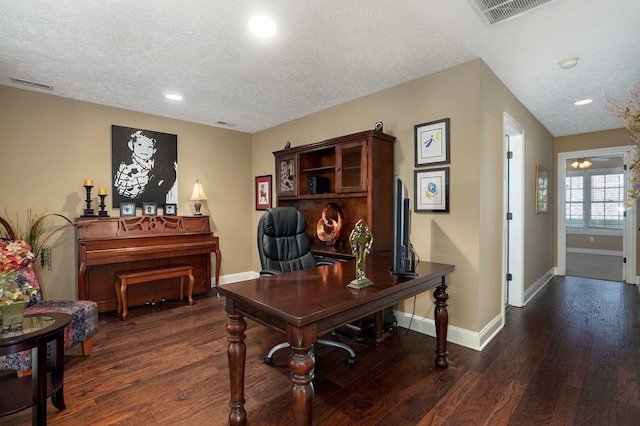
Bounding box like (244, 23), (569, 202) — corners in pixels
(82, 185), (95, 217)
(98, 194), (109, 217)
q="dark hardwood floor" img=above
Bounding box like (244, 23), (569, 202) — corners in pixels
(1, 275), (639, 425)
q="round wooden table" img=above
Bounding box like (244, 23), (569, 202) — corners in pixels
(0, 313), (71, 425)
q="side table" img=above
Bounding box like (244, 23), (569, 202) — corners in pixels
(0, 313), (71, 425)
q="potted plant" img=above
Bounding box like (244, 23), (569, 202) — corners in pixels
(0, 240), (38, 330)
(0, 210), (73, 263)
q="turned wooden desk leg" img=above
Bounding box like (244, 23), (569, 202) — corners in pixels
(433, 275), (450, 369)
(288, 328), (315, 426)
(226, 308), (247, 426)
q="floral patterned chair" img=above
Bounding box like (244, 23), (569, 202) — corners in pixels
(0, 260), (98, 374)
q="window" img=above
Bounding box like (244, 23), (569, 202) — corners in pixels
(565, 169), (624, 230)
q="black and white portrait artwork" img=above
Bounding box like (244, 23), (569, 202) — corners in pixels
(111, 125), (178, 208)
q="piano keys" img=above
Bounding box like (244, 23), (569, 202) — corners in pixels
(76, 215), (220, 313)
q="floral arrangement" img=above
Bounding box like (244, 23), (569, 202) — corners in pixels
(607, 84), (640, 204)
(0, 240), (37, 304)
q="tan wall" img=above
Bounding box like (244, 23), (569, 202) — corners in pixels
(0, 85), (253, 300)
(252, 59), (554, 333)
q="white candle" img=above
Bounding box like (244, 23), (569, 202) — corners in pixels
(84, 178), (93, 186)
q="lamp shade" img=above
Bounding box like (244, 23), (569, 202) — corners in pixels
(189, 180), (208, 201)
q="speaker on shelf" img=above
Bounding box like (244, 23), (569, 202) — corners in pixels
(307, 176), (330, 194)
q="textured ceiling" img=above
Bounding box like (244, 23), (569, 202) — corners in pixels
(1, 0), (639, 136)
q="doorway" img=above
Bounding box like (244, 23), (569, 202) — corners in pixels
(557, 147), (636, 284)
(503, 113), (524, 308)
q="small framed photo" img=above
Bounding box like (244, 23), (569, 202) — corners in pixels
(414, 168), (449, 213)
(415, 118), (450, 166)
(536, 164), (549, 214)
(255, 175), (272, 210)
(164, 203), (177, 216)
(119, 202), (136, 217)
(142, 202), (157, 216)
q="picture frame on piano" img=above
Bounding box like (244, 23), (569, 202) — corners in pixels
(143, 202), (157, 216)
(120, 202), (136, 217)
(164, 203), (177, 216)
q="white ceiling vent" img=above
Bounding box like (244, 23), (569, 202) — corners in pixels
(468, 0), (559, 25)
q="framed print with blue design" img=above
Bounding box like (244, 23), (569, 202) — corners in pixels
(414, 168), (449, 213)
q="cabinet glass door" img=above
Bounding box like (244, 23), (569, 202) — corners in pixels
(338, 141), (367, 192)
(277, 155), (297, 196)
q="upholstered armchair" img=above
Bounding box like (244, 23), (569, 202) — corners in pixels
(0, 258), (98, 374)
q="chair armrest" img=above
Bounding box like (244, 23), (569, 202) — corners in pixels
(260, 269), (283, 276)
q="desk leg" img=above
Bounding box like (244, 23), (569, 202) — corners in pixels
(288, 328), (315, 426)
(226, 309), (247, 426)
(434, 275), (450, 369)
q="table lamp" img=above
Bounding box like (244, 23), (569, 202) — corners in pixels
(189, 180), (208, 216)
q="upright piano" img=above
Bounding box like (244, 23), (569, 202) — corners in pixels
(76, 215), (220, 313)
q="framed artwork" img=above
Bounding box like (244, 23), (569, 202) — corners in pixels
(536, 164), (549, 214)
(255, 175), (272, 210)
(119, 202), (136, 217)
(414, 118), (450, 166)
(111, 125), (178, 208)
(164, 203), (177, 216)
(414, 168), (449, 213)
(142, 202), (157, 216)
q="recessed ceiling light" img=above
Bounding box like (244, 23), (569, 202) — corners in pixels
(559, 56), (579, 69)
(574, 99), (593, 106)
(165, 94), (183, 101)
(249, 16), (276, 38)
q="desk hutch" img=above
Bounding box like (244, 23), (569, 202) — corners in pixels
(273, 129), (395, 257)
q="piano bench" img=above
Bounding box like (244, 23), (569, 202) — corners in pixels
(115, 265), (195, 320)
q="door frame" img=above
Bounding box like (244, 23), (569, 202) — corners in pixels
(557, 146), (636, 283)
(502, 113), (525, 309)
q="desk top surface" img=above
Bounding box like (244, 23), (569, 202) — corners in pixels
(219, 255), (454, 328)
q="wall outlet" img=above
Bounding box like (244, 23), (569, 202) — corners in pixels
(40, 247), (52, 270)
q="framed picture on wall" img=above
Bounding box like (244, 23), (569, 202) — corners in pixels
(536, 164), (549, 213)
(414, 168), (449, 213)
(255, 175), (272, 210)
(414, 118), (450, 166)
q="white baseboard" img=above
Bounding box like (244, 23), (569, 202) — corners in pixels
(523, 268), (555, 306)
(212, 271), (259, 287)
(394, 310), (502, 352)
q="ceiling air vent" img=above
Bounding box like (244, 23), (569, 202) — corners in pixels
(11, 78), (53, 90)
(468, 0), (559, 25)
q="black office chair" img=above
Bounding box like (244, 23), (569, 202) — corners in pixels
(257, 206), (356, 365)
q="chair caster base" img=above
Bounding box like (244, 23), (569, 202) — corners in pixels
(264, 356), (273, 365)
(348, 357), (356, 365)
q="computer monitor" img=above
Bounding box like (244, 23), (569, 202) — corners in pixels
(390, 175), (416, 277)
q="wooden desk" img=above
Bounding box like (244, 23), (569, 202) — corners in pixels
(218, 255), (454, 426)
(0, 313), (71, 425)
